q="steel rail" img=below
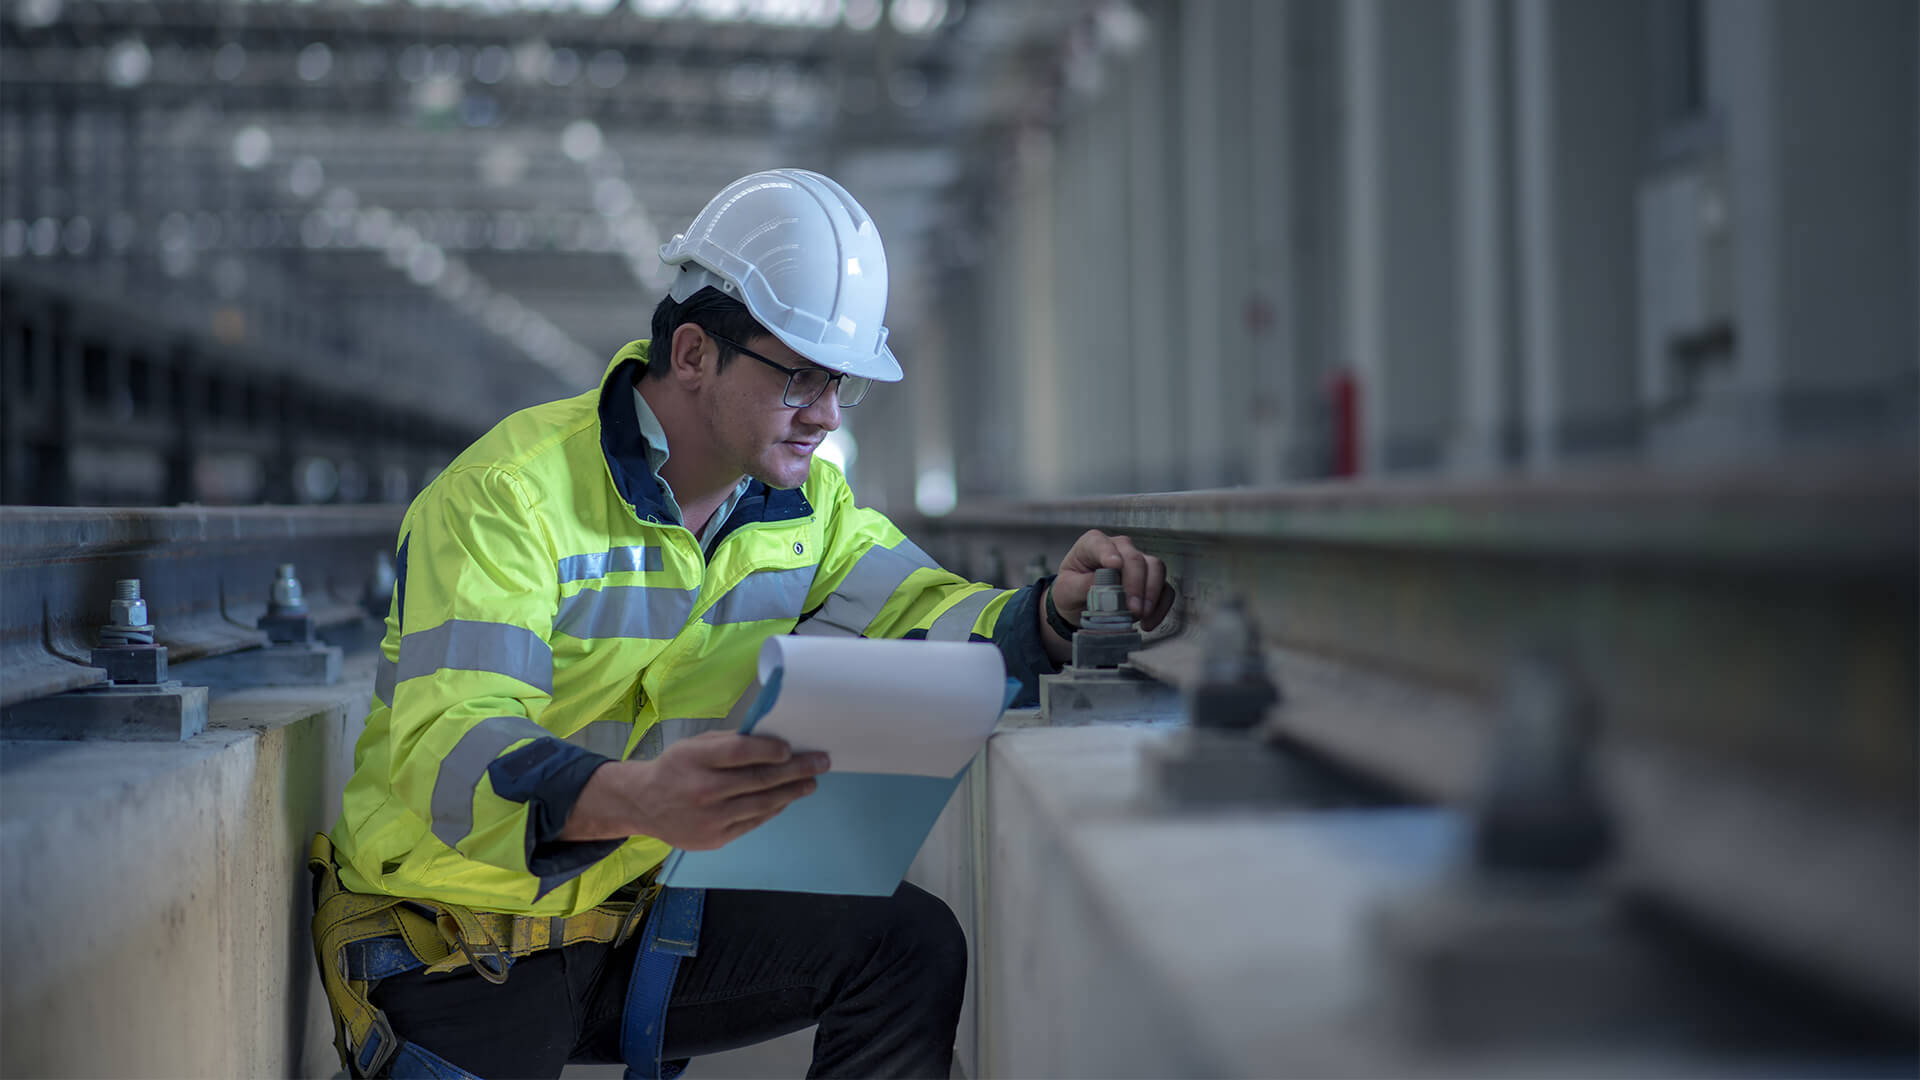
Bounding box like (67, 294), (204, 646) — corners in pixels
(901, 453), (1919, 1020)
(0, 504), (403, 706)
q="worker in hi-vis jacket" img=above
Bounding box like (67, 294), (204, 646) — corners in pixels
(310, 169), (1176, 1080)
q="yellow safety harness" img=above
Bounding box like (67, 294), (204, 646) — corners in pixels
(309, 833), (656, 1077)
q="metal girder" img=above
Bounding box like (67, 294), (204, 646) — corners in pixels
(0, 504), (403, 707)
(902, 453), (1920, 1020)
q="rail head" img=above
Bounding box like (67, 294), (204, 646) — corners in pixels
(905, 453), (1919, 574)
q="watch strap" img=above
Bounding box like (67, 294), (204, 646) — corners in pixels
(1041, 576), (1079, 639)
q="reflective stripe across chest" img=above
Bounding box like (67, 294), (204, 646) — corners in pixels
(550, 536), (818, 641)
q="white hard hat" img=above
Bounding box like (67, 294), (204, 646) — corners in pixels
(659, 169), (902, 382)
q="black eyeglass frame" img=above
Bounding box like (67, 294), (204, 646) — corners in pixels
(704, 330), (870, 408)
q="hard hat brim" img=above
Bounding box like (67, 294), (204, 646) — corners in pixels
(663, 261), (904, 382)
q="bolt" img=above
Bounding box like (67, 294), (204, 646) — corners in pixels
(1079, 567), (1134, 632)
(1473, 651), (1613, 876)
(107, 578), (149, 629)
(270, 563), (308, 614)
(1187, 597), (1279, 729)
(100, 578), (155, 647)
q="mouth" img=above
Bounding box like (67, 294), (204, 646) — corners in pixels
(782, 440), (820, 456)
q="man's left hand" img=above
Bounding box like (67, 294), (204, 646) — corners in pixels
(1046, 530), (1176, 644)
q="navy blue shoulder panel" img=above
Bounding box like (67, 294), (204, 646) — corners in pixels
(705, 480), (814, 555)
(597, 357), (675, 523)
(394, 533), (410, 631)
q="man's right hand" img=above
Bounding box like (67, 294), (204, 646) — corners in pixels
(557, 732), (829, 850)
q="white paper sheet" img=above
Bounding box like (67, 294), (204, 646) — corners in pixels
(751, 636), (1008, 777)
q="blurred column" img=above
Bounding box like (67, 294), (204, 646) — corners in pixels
(1284, 0), (1344, 479)
(1012, 133), (1066, 497)
(1124, 0), (1183, 494)
(1340, 0), (1460, 474)
(1177, 0), (1240, 487)
(1514, 0), (1647, 469)
(1245, 0), (1293, 486)
(1707, 0), (1917, 454)
(1450, 0), (1517, 471)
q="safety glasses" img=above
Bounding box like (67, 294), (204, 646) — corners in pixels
(705, 331), (871, 408)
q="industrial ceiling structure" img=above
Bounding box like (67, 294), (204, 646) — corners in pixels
(2, 0), (1098, 438)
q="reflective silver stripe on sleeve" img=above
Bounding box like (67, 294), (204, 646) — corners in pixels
(926, 589), (1001, 642)
(557, 545), (664, 584)
(565, 719), (635, 760)
(703, 565), (819, 625)
(397, 619), (554, 694)
(793, 537), (939, 637)
(633, 716), (732, 761)
(430, 714), (552, 849)
(374, 656), (399, 705)
(554, 585), (698, 640)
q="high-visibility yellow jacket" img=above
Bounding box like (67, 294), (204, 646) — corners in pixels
(330, 342), (1051, 917)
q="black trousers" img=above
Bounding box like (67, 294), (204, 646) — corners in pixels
(369, 882), (966, 1080)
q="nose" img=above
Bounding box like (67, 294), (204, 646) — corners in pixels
(797, 385), (841, 431)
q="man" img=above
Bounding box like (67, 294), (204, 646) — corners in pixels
(312, 169), (1174, 1080)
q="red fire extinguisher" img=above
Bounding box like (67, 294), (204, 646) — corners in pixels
(1327, 368), (1360, 478)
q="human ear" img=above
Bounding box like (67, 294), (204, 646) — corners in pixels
(669, 323), (713, 384)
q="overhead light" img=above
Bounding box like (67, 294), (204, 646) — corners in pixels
(212, 42), (246, 81)
(62, 216), (92, 255)
(915, 465), (957, 516)
(13, 0), (62, 30)
(407, 243), (447, 286)
(104, 39), (152, 88)
(545, 47), (581, 86)
(296, 41), (333, 81)
(288, 156), (325, 198)
(816, 429), (858, 471)
(593, 177), (634, 218)
(888, 0), (945, 35)
(232, 125), (273, 170)
(842, 0), (879, 32)
(587, 49), (627, 88)
(560, 119), (603, 162)
(473, 44), (511, 85)
(29, 217), (59, 257)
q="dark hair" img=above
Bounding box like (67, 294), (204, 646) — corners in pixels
(643, 286), (769, 379)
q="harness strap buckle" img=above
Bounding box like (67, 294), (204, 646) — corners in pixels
(353, 1009), (400, 1079)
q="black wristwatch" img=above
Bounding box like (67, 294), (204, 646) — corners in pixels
(1039, 575), (1079, 639)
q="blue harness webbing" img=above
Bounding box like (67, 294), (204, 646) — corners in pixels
(620, 886), (706, 1080)
(336, 885), (705, 1079)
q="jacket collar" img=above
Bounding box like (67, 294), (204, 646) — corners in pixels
(596, 342), (812, 537)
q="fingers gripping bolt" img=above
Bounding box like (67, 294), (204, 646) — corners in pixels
(1069, 568), (1145, 668)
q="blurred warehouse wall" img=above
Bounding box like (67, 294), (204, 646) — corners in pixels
(2, 0), (1915, 511)
(867, 0), (1918, 511)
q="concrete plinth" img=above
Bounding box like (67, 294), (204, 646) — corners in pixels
(0, 656), (371, 1078)
(1038, 666), (1183, 726)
